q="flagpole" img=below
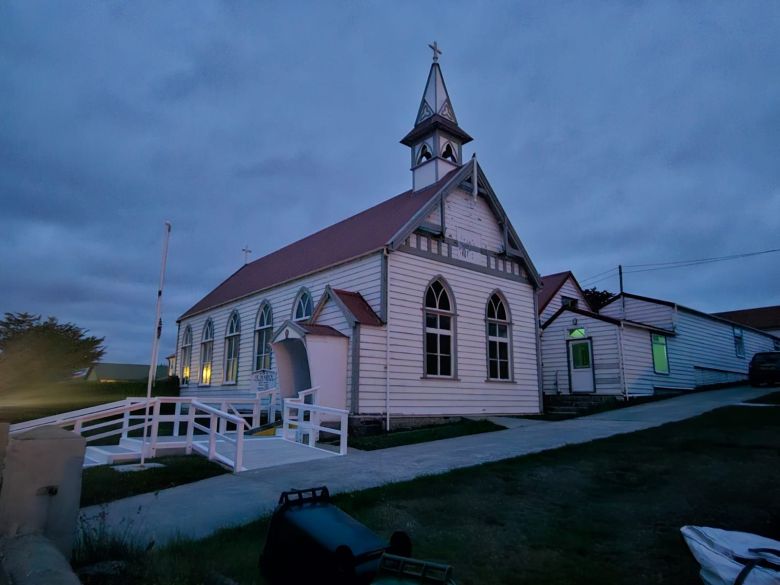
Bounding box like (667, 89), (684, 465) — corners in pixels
(140, 221), (172, 467)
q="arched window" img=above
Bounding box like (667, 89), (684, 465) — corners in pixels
(224, 311), (241, 384)
(254, 303), (273, 371)
(424, 279), (455, 377)
(200, 319), (214, 385)
(293, 289), (313, 322)
(180, 326), (192, 385)
(441, 142), (457, 163)
(417, 143), (432, 165)
(486, 292), (511, 380)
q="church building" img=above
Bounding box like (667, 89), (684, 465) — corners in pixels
(176, 49), (544, 424)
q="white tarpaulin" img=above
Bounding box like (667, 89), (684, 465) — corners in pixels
(681, 526), (780, 585)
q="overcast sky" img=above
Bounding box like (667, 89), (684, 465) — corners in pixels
(2, 2), (778, 363)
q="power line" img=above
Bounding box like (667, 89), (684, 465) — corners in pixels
(623, 247), (780, 270)
(580, 266), (618, 285)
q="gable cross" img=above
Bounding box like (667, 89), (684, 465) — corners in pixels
(242, 245), (252, 265)
(428, 41), (442, 62)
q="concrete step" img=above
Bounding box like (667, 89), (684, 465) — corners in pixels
(85, 445), (142, 465)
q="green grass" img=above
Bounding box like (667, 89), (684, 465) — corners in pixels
(76, 405), (780, 584)
(747, 390), (780, 404)
(80, 456), (226, 508)
(349, 419), (505, 451)
(0, 380), (174, 423)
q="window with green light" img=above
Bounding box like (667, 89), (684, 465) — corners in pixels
(571, 342), (591, 369)
(652, 334), (669, 374)
(568, 327), (586, 338)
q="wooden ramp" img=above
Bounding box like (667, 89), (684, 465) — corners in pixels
(210, 436), (338, 471)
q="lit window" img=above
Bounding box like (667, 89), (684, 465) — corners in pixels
(180, 326), (192, 385)
(652, 334), (669, 374)
(293, 290), (313, 322)
(486, 293), (511, 380)
(571, 343), (591, 369)
(224, 312), (241, 384)
(417, 144), (432, 164)
(733, 327), (745, 358)
(254, 303), (273, 371)
(424, 279), (454, 377)
(200, 319), (214, 385)
(568, 328), (586, 338)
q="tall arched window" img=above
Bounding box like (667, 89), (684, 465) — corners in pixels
(200, 319), (214, 385)
(224, 311), (241, 383)
(254, 303), (273, 371)
(486, 292), (511, 381)
(424, 279), (455, 377)
(293, 289), (313, 322)
(180, 326), (192, 385)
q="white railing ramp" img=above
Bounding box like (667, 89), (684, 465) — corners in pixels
(9, 386), (349, 473)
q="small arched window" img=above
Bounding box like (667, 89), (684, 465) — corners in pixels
(224, 311), (241, 383)
(293, 289), (313, 322)
(424, 279), (455, 377)
(417, 143), (432, 165)
(254, 303), (273, 371)
(200, 319), (214, 385)
(486, 293), (511, 381)
(180, 326), (193, 385)
(441, 142), (457, 163)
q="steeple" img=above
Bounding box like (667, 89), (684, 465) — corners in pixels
(401, 42), (473, 191)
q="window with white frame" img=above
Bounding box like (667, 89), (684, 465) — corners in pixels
(224, 312), (241, 383)
(486, 293), (511, 380)
(424, 279), (454, 377)
(293, 289), (313, 322)
(180, 326), (192, 385)
(733, 327), (745, 358)
(254, 303), (273, 371)
(200, 320), (214, 385)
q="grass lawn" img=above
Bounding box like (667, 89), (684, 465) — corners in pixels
(349, 418), (505, 451)
(0, 380), (171, 423)
(76, 405), (780, 584)
(80, 456), (226, 508)
(747, 389), (780, 404)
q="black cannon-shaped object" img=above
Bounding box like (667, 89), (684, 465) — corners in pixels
(260, 486), (413, 584)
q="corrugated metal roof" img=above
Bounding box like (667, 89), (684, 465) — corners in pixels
(180, 170), (459, 320)
(713, 306), (780, 331)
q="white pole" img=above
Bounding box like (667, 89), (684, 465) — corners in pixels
(140, 221), (172, 467)
(472, 153), (478, 199)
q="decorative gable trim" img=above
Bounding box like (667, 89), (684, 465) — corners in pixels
(311, 285), (357, 328)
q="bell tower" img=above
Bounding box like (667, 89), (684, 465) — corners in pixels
(401, 42), (473, 191)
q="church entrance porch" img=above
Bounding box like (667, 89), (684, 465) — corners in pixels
(271, 320), (349, 412)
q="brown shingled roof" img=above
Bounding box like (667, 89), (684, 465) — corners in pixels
(713, 305), (780, 331)
(180, 170), (459, 320)
(333, 289), (383, 326)
(537, 272), (570, 313)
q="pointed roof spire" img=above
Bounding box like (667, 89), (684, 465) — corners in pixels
(401, 42), (472, 147)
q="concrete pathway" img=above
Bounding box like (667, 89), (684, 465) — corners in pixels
(80, 385), (769, 546)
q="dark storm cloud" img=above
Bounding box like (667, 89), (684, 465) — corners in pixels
(1, 1), (778, 362)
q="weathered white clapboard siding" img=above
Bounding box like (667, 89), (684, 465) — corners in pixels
(356, 324), (388, 413)
(540, 312), (623, 395)
(177, 253), (382, 400)
(600, 296), (675, 330)
(312, 296), (355, 410)
(383, 250), (540, 416)
(661, 311), (775, 389)
(540, 278), (589, 324)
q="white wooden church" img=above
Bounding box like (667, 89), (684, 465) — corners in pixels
(175, 50), (544, 423)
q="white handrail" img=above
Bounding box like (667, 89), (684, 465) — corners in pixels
(282, 398), (348, 456)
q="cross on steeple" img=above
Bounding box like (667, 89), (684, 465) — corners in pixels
(428, 41), (441, 62)
(242, 245), (252, 265)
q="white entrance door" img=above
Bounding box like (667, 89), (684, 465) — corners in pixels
(569, 339), (595, 393)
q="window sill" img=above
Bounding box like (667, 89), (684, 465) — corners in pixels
(420, 376), (460, 381)
(484, 378), (515, 384)
(222, 381), (238, 386)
